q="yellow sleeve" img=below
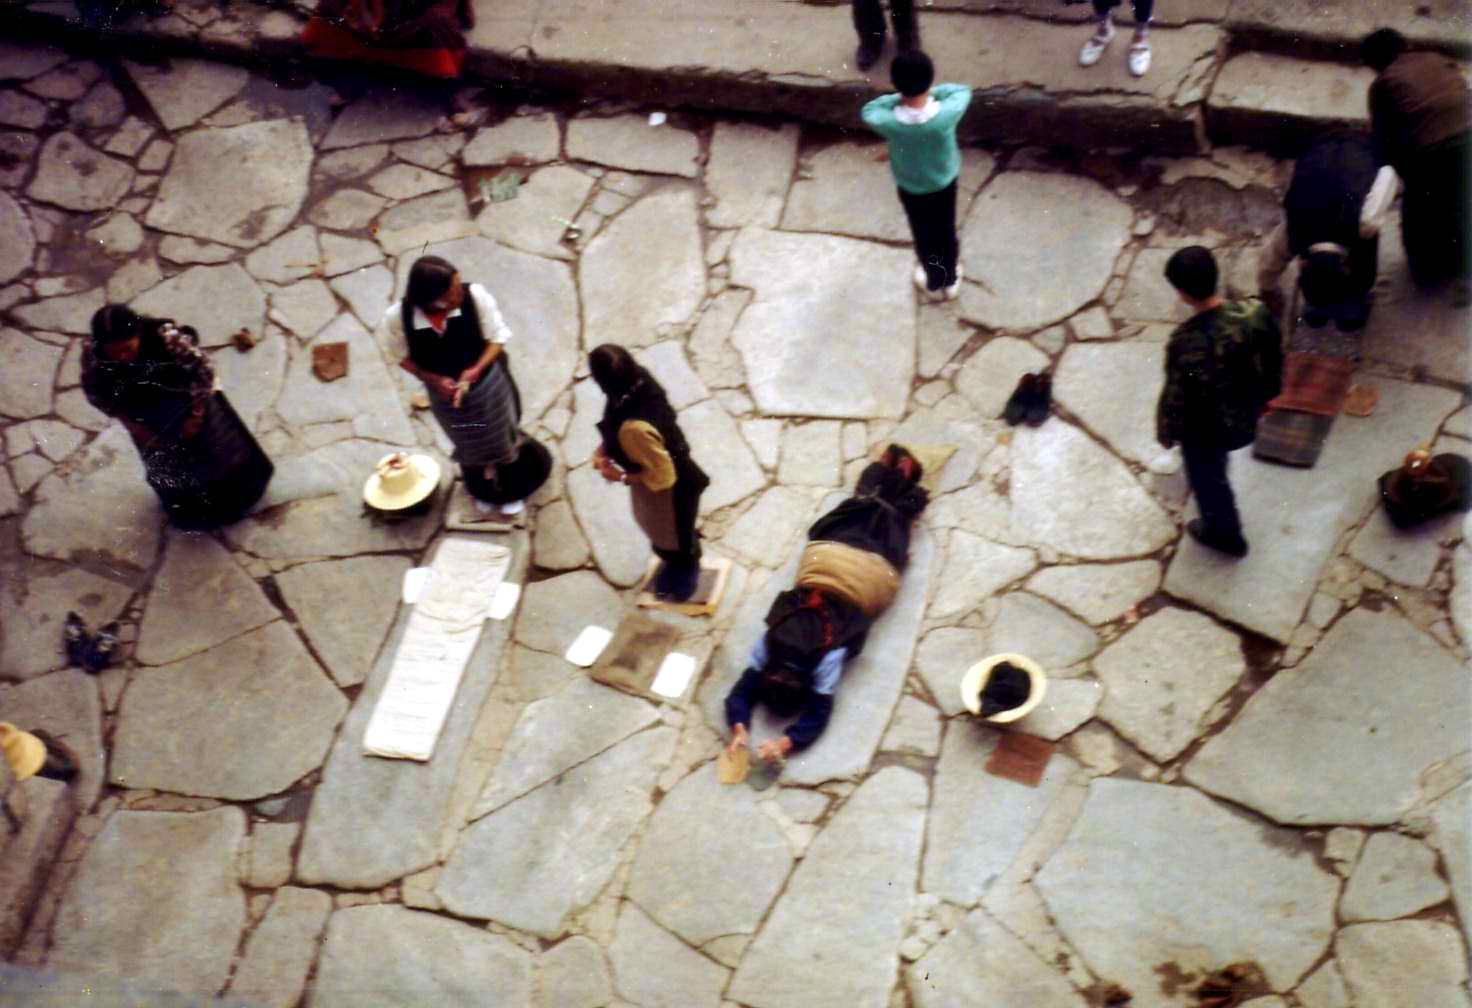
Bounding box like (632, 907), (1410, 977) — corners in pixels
(618, 421), (677, 492)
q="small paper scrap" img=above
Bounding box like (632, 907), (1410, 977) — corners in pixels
(402, 567), (432, 605)
(488, 582), (521, 621)
(717, 746), (749, 785)
(565, 625), (613, 667)
(650, 651), (696, 699)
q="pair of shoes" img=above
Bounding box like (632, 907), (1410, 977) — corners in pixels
(1185, 518), (1249, 558)
(1002, 372), (1052, 427)
(913, 264), (960, 302)
(1078, 22), (1116, 66)
(61, 613), (122, 674)
(654, 561), (700, 603)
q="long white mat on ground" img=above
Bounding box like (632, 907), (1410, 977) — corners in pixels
(364, 536), (512, 761)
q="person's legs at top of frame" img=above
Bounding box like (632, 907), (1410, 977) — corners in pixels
(1079, 0), (1153, 77)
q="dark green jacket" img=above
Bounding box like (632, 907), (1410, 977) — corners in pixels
(1157, 300), (1283, 450)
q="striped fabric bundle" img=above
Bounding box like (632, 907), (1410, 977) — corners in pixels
(428, 362), (519, 467)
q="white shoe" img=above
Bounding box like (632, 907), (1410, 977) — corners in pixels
(471, 498), (498, 516)
(1128, 40), (1151, 77)
(499, 499), (525, 516)
(944, 263), (964, 301)
(913, 264), (929, 292)
(1079, 22), (1115, 67)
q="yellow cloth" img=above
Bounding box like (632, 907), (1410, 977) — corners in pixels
(619, 421), (677, 492)
(797, 541), (901, 618)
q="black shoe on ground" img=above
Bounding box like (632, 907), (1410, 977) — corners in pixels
(1186, 519), (1248, 558)
(1025, 373), (1052, 427)
(855, 40), (884, 72)
(655, 566), (701, 603)
(28, 730), (78, 783)
(63, 611), (91, 668)
(82, 621), (121, 674)
(1003, 374), (1038, 426)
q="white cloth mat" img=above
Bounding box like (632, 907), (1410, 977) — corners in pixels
(565, 625), (613, 667)
(651, 651), (696, 699)
(365, 537), (512, 761)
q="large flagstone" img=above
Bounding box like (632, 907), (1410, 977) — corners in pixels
(1336, 921), (1471, 1008)
(626, 765), (794, 946)
(1034, 779), (1339, 1004)
(49, 808), (246, 997)
(1429, 782), (1472, 952)
(0, 328), (63, 419)
(565, 114), (700, 177)
(123, 58), (249, 131)
(475, 164), (593, 262)
(0, 191), (35, 286)
(564, 465), (653, 586)
(227, 887), (331, 1008)
(608, 903), (729, 1008)
(706, 121), (800, 229)
(435, 726), (675, 936)
(273, 554), (412, 688)
(0, 565), (133, 680)
(129, 263), (267, 348)
(960, 172), (1131, 332)
(111, 621), (347, 800)
(728, 228), (915, 420)
(1055, 342), (1176, 470)
(1010, 420), (1174, 560)
(1163, 377), (1459, 641)
(296, 533), (527, 888)
(728, 767), (928, 1008)
(146, 119), (312, 249)
(136, 529), (280, 666)
(275, 313), (415, 446)
(1184, 608), (1470, 826)
(680, 398), (768, 511)
(580, 188), (705, 350)
(27, 133), (133, 212)
(780, 140), (910, 242)
(908, 909), (1088, 1008)
(309, 905), (533, 1008)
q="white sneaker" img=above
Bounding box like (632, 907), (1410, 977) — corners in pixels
(1079, 22), (1115, 67)
(499, 499), (525, 516)
(944, 263), (964, 301)
(913, 263), (929, 292)
(1128, 40), (1151, 77)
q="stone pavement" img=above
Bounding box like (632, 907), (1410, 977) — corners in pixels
(0, 30), (1470, 1008)
(5, 0), (1471, 156)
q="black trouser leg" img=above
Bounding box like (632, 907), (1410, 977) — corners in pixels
(1182, 440), (1243, 541)
(852, 0), (887, 48)
(889, 0), (918, 49)
(1092, 0), (1151, 21)
(897, 180), (960, 291)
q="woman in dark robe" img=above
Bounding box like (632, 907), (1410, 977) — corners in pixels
(303, 0), (476, 79)
(82, 305), (273, 529)
(589, 344), (711, 602)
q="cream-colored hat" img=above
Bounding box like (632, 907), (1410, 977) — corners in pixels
(363, 452), (441, 510)
(960, 653), (1047, 723)
(0, 723), (46, 781)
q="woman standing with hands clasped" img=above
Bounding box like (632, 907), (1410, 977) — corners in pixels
(588, 344), (711, 602)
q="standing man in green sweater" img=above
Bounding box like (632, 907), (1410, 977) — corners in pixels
(861, 51), (973, 301)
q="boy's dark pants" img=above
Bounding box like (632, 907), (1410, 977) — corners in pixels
(853, 0), (916, 49)
(1093, 0), (1154, 20)
(897, 179), (959, 291)
(1182, 438), (1244, 541)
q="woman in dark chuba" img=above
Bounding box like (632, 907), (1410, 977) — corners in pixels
(83, 305), (272, 528)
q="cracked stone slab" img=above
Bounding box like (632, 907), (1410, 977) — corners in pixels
(1164, 378), (1460, 642)
(781, 140), (910, 242)
(729, 767), (927, 1008)
(1208, 52), (1374, 147)
(112, 621), (347, 800)
(146, 119), (312, 249)
(210, 326), (287, 428)
(136, 529), (280, 666)
(274, 554), (412, 689)
(296, 533), (528, 888)
(580, 187), (705, 350)
(1341, 831), (1449, 922)
(985, 591), (1101, 671)
(915, 626), (989, 716)
(566, 114), (699, 177)
(532, 497), (591, 571)
(925, 723), (1085, 907)
(129, 263), (267, 348)
(27, 133), (134, 212)
(960, 172), (1131, 332)
(437, 726), (675, 937)
(909, 908), (1089, 1008)
(679, 398), (767, 512)
(206, 75), (338, 145)
(777, 420), (842, 488)
(462, 113), (561, 166)
(1055, 342), (1177, 471)
(366, 163), (456, 201)
(1335, 921), (1471, 1008)
(1349, 503), (1463, 589)
(123, 58), (249, 131)
(1034, 779), (1339, 1001)
(320, 88), (444, 150)
(474, 677), (660, 818)
(1360, 209), (1472, 386)
(1095, 607), (1244, 762)
(1015, 676), (1104, 741)
(310, 905), (533, 1008)
(308, 188), (387, 231)
(1114, 247), (1186, 325)
(475, 163), (593, 261)
(1011, 420), (1175, 560)
(565, 464), (654, 586)
(1185, 607), (1470, 826)
(276, 313), (416, 446)
(954, 336), (1050, 423)
(609, 902), (729, 1008)
(0, 668), (106, 813)
(244, 225), (321, 286)
(0, 191), (35, 285)
(706, 121), (799, 229)
(730, 228), (915, 420)
(227, 887), (331, 1008)
(1024, 560), (1161, 625)
(880, 694), (942, 756)
(724, 486), (819, 568)
(11, 286), (105, 335)
(628, 765), (794, 945)
(270, 277), (340, 340)
(0, 327), (62, 419)
(929, 531), (1037, 623)
(635, 340), (709, 411)
(1429, 781), (1472, 951)
(539, 935), (612, 1008)
(0, 42), (67, 80)
(22, 424), (162, 570)
(49, 808), (247, 997)
(514, 568), (625, 655)
(394, 234), (581, 423)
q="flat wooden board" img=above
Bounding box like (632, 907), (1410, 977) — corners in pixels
(984, 732), (1055, 788)
(634, 556), (732, 616)
(444, 480), (528, 532)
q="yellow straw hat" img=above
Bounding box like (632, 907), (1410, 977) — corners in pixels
(0, 723), (46, 781)
(960, 653), (1048, 723)
(363, 452), (441, 511)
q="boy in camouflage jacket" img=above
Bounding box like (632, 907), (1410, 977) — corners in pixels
(1157, 246), (1283, 558)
